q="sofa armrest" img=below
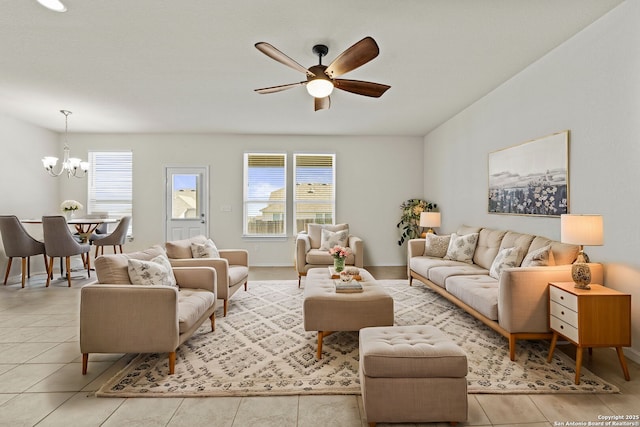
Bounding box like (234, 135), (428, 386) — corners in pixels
(407, 238), (426, 277)
(348, 235), (364, 268)
(169, 258), (230, 298)
(173, 266), (217, 293)
(498, 263), (604, 333)
(296, 234), (311, 274)
(80, 284), (179, 354)
(219, 249), (248, 267)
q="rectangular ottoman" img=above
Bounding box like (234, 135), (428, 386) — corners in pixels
(303, 268), (394, 359)
(359, 325), (468, 426)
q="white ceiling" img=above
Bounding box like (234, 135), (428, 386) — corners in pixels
(0, 0), (624, 136)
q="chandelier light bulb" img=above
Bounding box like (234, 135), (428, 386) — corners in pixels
(37, 0), (67, 12)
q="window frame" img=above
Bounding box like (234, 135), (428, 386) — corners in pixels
(242, 152), (287, 238)
(87, 150), (133, 235)
(293, 153), (336, 235)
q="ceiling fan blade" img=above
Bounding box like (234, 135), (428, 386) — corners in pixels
(255, 81), (306, 94)
(325, 36), (380, 78)
(314, 96), (330, 111)
(255, 42), (314, 76)
(334, 79), (390, 98)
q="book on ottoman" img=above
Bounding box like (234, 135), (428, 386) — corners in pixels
(335, 281), (363, 293)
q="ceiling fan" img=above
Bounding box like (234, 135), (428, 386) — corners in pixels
(254, 36), (391, 111)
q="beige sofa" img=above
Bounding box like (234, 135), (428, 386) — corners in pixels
(408, 225), (603, 360)
(80, 245), (217, 375)
(165, 235), (249, 316)
(295, 223), (364, 286)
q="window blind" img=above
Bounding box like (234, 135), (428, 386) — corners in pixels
(243, 153), (287, 236)
(293, 153), (335, 234)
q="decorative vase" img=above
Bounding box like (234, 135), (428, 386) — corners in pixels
(333, 257), (345, 273)
(65, 210), (75, 220)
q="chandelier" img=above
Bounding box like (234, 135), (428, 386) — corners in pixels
(42, 110), (89, 178)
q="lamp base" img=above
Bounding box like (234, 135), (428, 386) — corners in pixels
(420, 228), (435, 238)
(572, 262), (592, 290)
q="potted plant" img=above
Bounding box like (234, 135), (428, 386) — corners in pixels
(396, 198), (437, 245)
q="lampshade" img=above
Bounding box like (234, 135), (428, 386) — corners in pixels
(420, 212), (441, 228)
(306, 79), (334, 98)
(560, 214), (604, 246)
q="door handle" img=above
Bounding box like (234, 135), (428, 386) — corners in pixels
(200, 213), (206, 224)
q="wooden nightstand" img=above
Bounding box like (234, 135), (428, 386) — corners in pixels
(547, 281), (631, 384)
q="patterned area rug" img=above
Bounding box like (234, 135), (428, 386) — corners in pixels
(96, 279), (618, 397)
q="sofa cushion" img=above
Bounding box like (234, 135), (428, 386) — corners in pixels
(307, 223), (348, 249)
(95, 245), (166, 284)
(228, 265), (249, 287)
(165, 235), (208, 259)
(410, 257), (466, 286)
(473, 228), (506, 270)
(445, 275), (499, 320)
(489, 247), (520, 279)
(423, 234), (450, 258)
(499, 231), (535, 266)
(178, 288), (216, 333)
(456, 225), (482, 235)
(444, 233), (479, 264)
(306, 248), (355, 265)
(127, 254), (177, 287)
(319, 228), (349, 250)
(528, 236), (578, 266)
(191, 239), (220, 258)
(521, 244), (554, 267)
(428, 264), (488, 288)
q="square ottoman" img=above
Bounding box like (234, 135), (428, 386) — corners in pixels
(359, 325), (468, 426)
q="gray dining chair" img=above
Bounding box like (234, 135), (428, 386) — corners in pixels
(0, 215), (47, 288)
(90, 216), (131, 257)
(42, 215), (91, 287)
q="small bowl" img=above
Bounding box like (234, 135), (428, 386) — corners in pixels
(339, 272), (354, 283)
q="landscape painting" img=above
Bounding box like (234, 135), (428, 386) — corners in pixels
(488, 131), (569, 216)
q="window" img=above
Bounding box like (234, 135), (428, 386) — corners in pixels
(87, 151), (133, 234)
(294, 153), (335, 234)
(243, 153), (287, 236)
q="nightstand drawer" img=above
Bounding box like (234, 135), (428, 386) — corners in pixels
(550, 316), (579, 343)
(550, 301), (578, 327)
(550, 286), (578, 311)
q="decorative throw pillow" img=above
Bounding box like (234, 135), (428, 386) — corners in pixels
(424, 234), (451, 258)
(489, 247), (520, 279)
(521, 244), (554, 267)
(127, 255), (177, 287)
(191, 238), (220, 258)
(320, 228), (349, 250)
(443, 233), (479, 264)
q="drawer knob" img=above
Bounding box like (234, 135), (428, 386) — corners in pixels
(560, 296), (564, 300)
(560, 325), (564, 329)
(561, 311), (565, 315)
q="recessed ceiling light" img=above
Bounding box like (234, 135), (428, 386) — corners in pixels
(37, 0), (67, 12)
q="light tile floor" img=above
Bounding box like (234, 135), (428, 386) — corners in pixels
(0, 266), (638, 426)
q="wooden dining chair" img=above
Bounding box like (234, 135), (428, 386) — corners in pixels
(90, 216), (131, 257)
(42, 216), (91, 287)
(0, 215), (47, 288)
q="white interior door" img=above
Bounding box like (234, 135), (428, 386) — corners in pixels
(165, 166), (209, 241)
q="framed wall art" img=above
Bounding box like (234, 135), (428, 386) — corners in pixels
(488, 130), (569, 217)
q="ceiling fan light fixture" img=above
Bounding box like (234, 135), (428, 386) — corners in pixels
(306, 78), (334, 98)
(37, 0), (67, 12)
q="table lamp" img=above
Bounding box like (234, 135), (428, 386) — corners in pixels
(420, 212), (441, 237)
(560, 214), (604, 290)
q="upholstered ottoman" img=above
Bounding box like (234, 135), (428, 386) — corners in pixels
(359, 325), (468, 427)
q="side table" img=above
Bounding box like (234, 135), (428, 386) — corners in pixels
(547, 281), (631, 384)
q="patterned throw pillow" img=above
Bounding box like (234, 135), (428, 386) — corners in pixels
(319, 229), (349, 250)
(191, 238), (220, 258)
(443, 233), (479, 264)
(521, 244), (554, 267)
(127, 255), (177, 287)
(423, 234), (451, 258)
(489, 247), (520, 279)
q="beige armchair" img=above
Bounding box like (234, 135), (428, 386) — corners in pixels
(165, 235), (249, 317)
(80, 245), (217, 375)
(295, 223), (363, 287)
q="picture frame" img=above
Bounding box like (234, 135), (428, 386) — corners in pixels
(488, 130), (569, 217)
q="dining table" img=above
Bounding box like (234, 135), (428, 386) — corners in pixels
(21, 217), (120, 242)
